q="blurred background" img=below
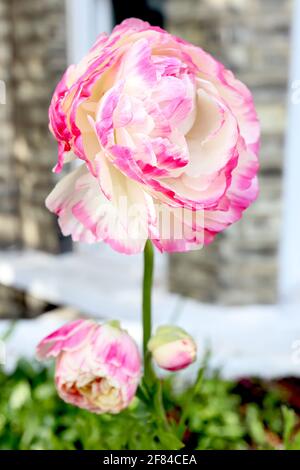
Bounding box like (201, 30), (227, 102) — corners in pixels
(0, 0), (299, 377)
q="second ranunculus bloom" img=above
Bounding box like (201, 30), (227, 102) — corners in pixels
(47, 18), (260, 254)
(36, 320), (141, 414)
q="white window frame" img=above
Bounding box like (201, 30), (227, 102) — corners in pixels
(279, 0), (300, 304)
(65, 0), (113, 65)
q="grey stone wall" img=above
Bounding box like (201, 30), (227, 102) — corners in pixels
(10, 0), (67, 252)
(0, 0), (67, 316)
(167, 0), (291, 304)
(0, 0), (66, 251)
(0, 0), (19, 248)
(0, 0), (66, 253)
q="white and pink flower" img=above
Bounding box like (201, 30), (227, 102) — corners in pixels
(36, 319), (141, 414)
(47, 18), (260, 254)
(148, 325), (197, 372)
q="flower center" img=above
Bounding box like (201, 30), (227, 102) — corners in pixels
(78, 377), (121, 410)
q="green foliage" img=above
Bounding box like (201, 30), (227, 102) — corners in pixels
(166, 370), (248, 450)
(0, 359), (300, 450)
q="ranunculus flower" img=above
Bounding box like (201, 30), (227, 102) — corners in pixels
(47, 18), (260, 254)
(148, 325), (197, 371)
(36, 319), (141, 414)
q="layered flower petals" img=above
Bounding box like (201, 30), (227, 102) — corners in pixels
(37, 321), (142, 414)
(46, 163), (155, 254)
(36, 319), (97, 360)
(47, 18), (260, 254)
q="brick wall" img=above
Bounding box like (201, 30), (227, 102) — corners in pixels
(0, 0), (66, 253)
(0, 0), (19, 248)
(0, 0), (67, 316)
(167, 0), (291, 304)
(10, 0), (67, 252)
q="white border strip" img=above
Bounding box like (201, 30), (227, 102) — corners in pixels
(279, 0), (300, 302)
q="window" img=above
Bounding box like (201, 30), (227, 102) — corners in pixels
(65, 0), (113, 64)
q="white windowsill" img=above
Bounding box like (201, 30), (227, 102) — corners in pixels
(0, 249), (300, 378)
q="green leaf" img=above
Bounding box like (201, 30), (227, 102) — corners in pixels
(9, 381), (31, 410)
(282, 406), (296, 449)
(156, 428), (184, 450)
(245, 404), (267, 447)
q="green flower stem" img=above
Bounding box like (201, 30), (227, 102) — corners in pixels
(141, 241), (182, 447)
(142, 239), (155, 387)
